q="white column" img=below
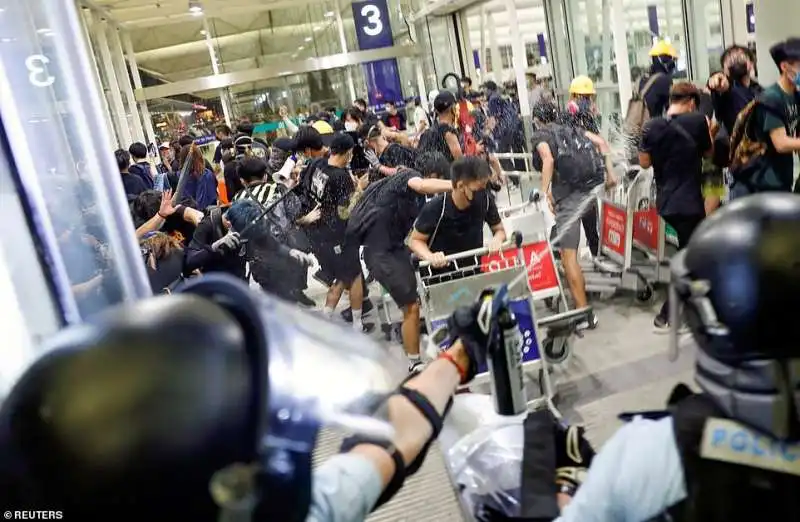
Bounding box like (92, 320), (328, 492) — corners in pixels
(729, 0), (750, 46)
(334, 0), (357, 102)
(80, 8), (117, 148)
(754, 0), (800, 86)
(109, 26), (144, 144)
(122, 31), (158, 151)
(504, 0), (532, 139)
(601, 0), (612, 84)
(407, 15), (427, 101)
(479, 6), (487, 79)
(610, 0), (632, 115)
(686, 0), (710, 82)
(95, 20), (132, 147)
(458, 11), (478, 81)
(203, 18), (232, 127)
(487, 11), (501, 79)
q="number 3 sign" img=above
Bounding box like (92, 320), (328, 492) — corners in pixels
(352, 0), (393, 49)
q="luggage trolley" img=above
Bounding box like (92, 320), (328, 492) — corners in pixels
(414, 229), (590, 405)
(583, 170), (670, 301)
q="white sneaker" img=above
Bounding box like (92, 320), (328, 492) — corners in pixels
(408, 359), (426, 374)
(576, 313), (599, 331)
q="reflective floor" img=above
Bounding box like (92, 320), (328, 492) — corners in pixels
(305, 186), (697, 520)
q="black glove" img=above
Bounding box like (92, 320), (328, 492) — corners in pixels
(553, 422), (595, 497)
(446, 291), (497, 383)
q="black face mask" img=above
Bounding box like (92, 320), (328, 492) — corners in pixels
(728, 62), (749, 80)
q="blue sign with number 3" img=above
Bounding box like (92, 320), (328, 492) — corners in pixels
(352, 0), (393, 50)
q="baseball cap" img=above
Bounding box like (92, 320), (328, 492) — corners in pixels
(311, 120), (336, 146)
(329, 132), (355, 155)
(159, 141), (170, 150)
(272, 136), (297, 152)
(433, 91), (457, 113)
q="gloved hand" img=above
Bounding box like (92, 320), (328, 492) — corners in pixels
(446, 292), (496, 383)
(211, 231), (241, 253)
(554, 422), (595, 497)
(288, 249), (314, 266)
(364, 148), (381, 169)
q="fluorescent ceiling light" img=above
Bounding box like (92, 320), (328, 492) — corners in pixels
(313, 26), (322, 32)
(188, 0), (203, 14)
(304, 36), (312, 42)
(298, 45), (304, 50)
(324, 11), (334, 17)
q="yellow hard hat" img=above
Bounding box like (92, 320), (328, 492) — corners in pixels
(311, 119), (334, 135)
(569, 75), (595, 95)
(649, 40), (678, 58)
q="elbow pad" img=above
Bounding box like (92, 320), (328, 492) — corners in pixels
(338, 380), (454, 510)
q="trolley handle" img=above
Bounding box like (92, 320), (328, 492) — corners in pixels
(413, 231), (523, 268)
(500, 190), (541, 215)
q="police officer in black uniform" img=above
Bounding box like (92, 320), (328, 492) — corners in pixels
(554, 192), (800, 521)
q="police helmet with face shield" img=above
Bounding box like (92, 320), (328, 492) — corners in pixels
(669, 193), (800, 441)
(0, 275), (405, 521)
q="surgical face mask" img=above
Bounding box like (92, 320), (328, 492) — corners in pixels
(344, 121), (358, 132)
(792, 68), (800, 89)
(728, 61), (749, 80)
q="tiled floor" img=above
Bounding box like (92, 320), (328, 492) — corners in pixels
(306, 187), (698, 520)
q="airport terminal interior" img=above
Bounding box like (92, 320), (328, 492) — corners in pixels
(1, 0), (799, 520)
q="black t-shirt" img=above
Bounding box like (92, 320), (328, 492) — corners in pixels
(357, 169), (425, 251)
(641, 112), (711, 216)
(146, 250), (184, 293)
(121, 172), (148, 198)
(413, 191), (501, 255)
(162, 206), (198, 248)
(640, 72), (673, 118)
(304, 159), (354, 244)
(418, 122), (458, 163)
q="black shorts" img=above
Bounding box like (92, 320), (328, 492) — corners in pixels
(315, 241), (362, 286)
(365, 248), (418, 307)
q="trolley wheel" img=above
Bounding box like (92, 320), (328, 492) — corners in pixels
(543, 336), (570, 364)
(544, 297), (559, 312)
(636, 285), (654, 303)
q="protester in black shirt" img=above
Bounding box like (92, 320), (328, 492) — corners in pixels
(116, 149), (147, 199)
(353, 98), (379, 128)
(417, 91), (463, 164)
(213, 124), (232, 164)
(139, 231), (185, 294)
(362, 124), (416, 178)
(639, 40), (679, 119)
(707, 45), (762, 135)
(128, 142), (154, 190)
(408, 156), (506, 273)
(640, 82), (713, 332)
(380, 100), (407, 131)
(185, 202), (247, 279)
(303, 133), (370, 331)
(348, 152), (452, 372)
(131, 189), (203, 248)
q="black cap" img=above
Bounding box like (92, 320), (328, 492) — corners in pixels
(272, 136), (297, 152)
(770, 38), (800, 67)
(433, 91), (457, 113)
(295, 126), (324, 152)
(329, 132), (355, 155)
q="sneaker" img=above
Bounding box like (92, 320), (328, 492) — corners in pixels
(408, 359), (426, 374)
(340, 299), (374, 322)
(576, 313), (599, 331)
(357, 322), (375, 334)
(653, 315), (670, 334)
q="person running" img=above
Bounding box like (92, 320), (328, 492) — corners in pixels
(348, 151), (452, 372)
(301, 133), (371, 332)
(408, 156), (506, 274)
(532, 102), (617, 330)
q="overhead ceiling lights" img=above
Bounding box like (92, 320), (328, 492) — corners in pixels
(188, 0), (203, 16)
(324, 11), (334, 17)
(304, 36), (312, 42)
(313, 26), (322, 32)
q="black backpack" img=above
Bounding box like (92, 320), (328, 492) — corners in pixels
(551, 125), (604, 191)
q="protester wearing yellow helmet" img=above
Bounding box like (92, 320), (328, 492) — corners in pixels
(566, 75), (600, 133)
(637, 39), (679, 118)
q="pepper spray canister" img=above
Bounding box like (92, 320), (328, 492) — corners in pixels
(487, 303), (527, 416)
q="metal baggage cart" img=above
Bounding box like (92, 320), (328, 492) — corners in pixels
(415, 228), (590, 409)
(582, 170), (670, 300)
